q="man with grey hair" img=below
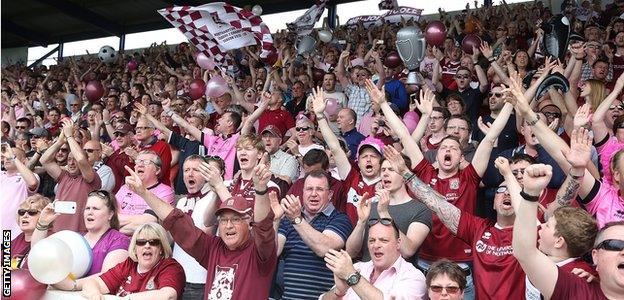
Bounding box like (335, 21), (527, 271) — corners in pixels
(133, 116), (172, 185)
(115, 150), (174, 235)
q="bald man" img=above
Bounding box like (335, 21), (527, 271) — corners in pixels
(83, 140), (115, 192)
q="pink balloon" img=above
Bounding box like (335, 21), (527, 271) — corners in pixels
(206, 75), (229, 98)
(325, 98), (339, 115)
(11, 269), (48, 299)
(196, 52), (216, 70)
(127, 60), (138, 71)
(403, 114), (419, 133)
(85, 80), (105, 103)
(189, 79), (206, 100)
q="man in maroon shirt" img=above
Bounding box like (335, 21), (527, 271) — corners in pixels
(134, 116), (172, 185)
(123, 160), (277, 300)
(513, 164), (624, 300)
(258, 91), (295, 136)
(105, 123), (134, 193)
(386, 146), (526, 299)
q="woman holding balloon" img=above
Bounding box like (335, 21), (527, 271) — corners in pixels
(32, 189), (130, 287)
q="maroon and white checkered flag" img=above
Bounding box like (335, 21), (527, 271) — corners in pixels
(158, 2), (275, 72)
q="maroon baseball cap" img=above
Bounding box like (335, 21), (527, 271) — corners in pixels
(114, 123), (133, 134)
(215, 196), (252, 216)
(261, 125), (283, 138)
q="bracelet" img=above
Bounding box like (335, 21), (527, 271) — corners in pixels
(569, 168), (585, 180)
(254, 188), (268, 195)
(71, 280), (78, 291)
(525, 114), (540, 126)
(520, 190), (540, 202)
(316, 114), (326, 121)
(488, 57), (496, 62)
(473, 60), (479, 66)
(103, 121), (111, 125)
(36, 221), (51, 231)
(165, 109), (174, 117)
(402, 172), (416, 182)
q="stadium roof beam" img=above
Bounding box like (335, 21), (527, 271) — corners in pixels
(34, 0), (125, 36)
(28, 45), (59, 68)
(1, 20), (49, 47)
(162, 0), (204, 7)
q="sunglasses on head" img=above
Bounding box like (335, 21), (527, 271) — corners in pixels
(89, 189), (111, 200)
(295, 127), (310, 132)
(594, 239), (624, 251)
(135, 239), (161, 247)
(429, 285), (461, 294)
(367, 217), (394, 227)
(18, 209), (39, 216)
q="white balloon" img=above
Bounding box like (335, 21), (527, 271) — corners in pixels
(29, 237), (73, 284)
(318, 30), (333, 43)
(49, 230), (93, 279)
(98, 45), (117, 64)
(252, 5), (263, 16)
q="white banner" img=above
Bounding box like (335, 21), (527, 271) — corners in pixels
(287, 1), (327, 36)
(346, 7), (422, 28)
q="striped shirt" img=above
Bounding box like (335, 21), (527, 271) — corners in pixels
(345, 84), (372, 127)
(278, 204), (353, 300)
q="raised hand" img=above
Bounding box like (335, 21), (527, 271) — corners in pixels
(311, 86), (326, 115)
(365, 79), (387, 106)
(37, 202), (60, 226)
(479, 41), (493, 59)
(134, 102), (148, 115)
(324, 249), (356, 281)
(416, 88), (434, 115)
(562, 127), (592, 169)
(198, 162), (223, 188)
(376, 189), (391, 214)
(547, 118), (559, 131)
(280, 195), (302, 221)
(477, 116), (492, 135)
(61, 119), (75, 138)
(494, 156), (512, 177)
(522, 164), (553, 195)
(356, 192), (371, 223)
(252, 160), (272, 189)
(269, 191), (284, 220)
(383, 145), (408, 176)
(124, 165), (147, 195)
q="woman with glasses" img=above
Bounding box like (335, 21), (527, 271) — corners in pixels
(33, 189), (130, 286)
(9, 194), (51, 270)
(426, 259), (467, 300)
(79, 222), (185, 299)
(285, 114), (324, 160)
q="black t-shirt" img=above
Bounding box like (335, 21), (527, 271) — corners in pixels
(440, 86), (485, 123)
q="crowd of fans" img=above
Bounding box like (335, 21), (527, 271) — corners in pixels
(2, 0), (624, 299)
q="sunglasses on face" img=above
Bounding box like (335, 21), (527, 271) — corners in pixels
(609, 105), (624, 110)
(59, 148), (70, 153)
(511, 168), (526, 176)
(542, 112), (561, 119)
(490, 92), (504, 98)
(135, 239), (161, 247)
(429, 285), (461, 294)
(496, 186), (508, 194)
(454, 74), (470, 79)
(295, 127), (310, 132)
(17, 209), (40, 216)
(84, 148), (100, 153)
(15, 126), (27, 130)
(594, 239), (624, 251)
(113, 132), (127, 137)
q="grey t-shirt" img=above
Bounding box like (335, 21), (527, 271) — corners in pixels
(361, 199), (433, 265)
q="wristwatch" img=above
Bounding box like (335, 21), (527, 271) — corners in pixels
(292, 216), (303, 225)
(346, 271), (361, 286)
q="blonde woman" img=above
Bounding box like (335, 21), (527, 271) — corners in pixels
(80, 222), (185, 300)
(9, 194), (51, 270)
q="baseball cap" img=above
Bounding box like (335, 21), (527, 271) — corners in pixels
(215, 196), (253, 216)
(28, 127), (49, 139)
(261, 125), (283, 138)
(113, 123), (133, 134)
(357, 136), (384, 158)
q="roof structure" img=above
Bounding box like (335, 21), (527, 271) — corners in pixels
(1, 0), (353, 49)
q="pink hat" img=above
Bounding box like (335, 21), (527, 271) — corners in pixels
(357, 136), (384, 158)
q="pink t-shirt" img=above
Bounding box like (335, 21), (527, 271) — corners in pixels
(115, 183), (174, 215)
(1, 171), (39, 238)
(202, 133), (240, 180)
(322, 256), (426, 300)
(595, 136), (624, 185)
(584, 181), (624, 229)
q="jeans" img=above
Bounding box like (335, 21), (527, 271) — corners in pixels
(182, 282), (205, 300)
(417, 259), (475, 300)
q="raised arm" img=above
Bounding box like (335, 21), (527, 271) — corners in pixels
(512, 164), (559, 299)
(385, 145), (461, 235)
(40, 133), (66, 180)
(240, 92), (270, 135)
(481, 42), (510, 85)
(164, 99), (203, 142)
(345, 193), (371, 257)
(62, 120), (96, 183)
(335, 50), (351, 89)
(312, 87), (351, 179)
(366, 78), (424, 166)
(2, 146), (38, 191)
(591, 73), (624, 141)
(410, 94), (433, 143)
(472, 102), (514, 176)
(124, 166), (174, 220)
(135, 102), (172, 139)
(554, 128), (591, 208)
(471, 46), (489, 93)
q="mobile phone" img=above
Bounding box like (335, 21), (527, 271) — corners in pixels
(338, 40), (347, 45)
(378, 120), (386, 127)
(55, 201), (77, 214)
(410, 93), (418, 102)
